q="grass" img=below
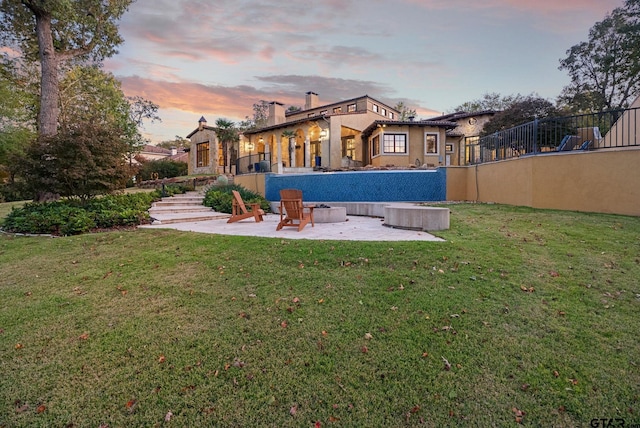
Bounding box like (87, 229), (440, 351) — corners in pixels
(0, 203), (639, 427)
(0, 201), (26, 225)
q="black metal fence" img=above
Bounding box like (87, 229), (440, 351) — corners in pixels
(465, 107), (640, 165)
(235, 152), (272, 175)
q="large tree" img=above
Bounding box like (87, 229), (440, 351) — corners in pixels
(393, 101), (417, 121)
(559, 0), (640, 112)
(19, 120), (131, 201)
(450, 93), (525, 113)
(0, 0), (133, 136)
(58, 66), (159, 164)
(238, 100), (269, 131)
(480, 96), (558, 136)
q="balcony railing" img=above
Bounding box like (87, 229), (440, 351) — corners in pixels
(464, 107), (640, 165)
(235, 152), (272, 175)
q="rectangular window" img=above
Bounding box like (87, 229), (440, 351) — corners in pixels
(372, 104), (379, 113)
(425, 133), (439, 154)
(381, 108), (387, 117)
(333, 106), (342, 113)
(196, 142), (209, 167)
(342, 137), (356, 158)
(320, 110), (328, 115)
(371, 135), (380, 157)
(383, 133), (407, 153)
(347, 103), (356, 112)
(389, 112), (395, 120)
(445, 143), (454, 153)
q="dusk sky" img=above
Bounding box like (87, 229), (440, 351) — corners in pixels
(103, 0), (624, 144)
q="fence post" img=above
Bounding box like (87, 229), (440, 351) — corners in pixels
(533, 118), (539, 154)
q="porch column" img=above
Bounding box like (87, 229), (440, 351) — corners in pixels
(289, 137), (296, 168)
(305, 136), (311, 168)
(276, 132), (283, 174)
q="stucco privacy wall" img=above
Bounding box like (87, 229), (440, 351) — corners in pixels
(446, 148), (640, 216)
(234, 173), (266, 195)
(265, 170), (446, 202)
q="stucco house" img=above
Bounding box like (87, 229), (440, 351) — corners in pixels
(185, 117), (221, 175)
(427, 110), (496, 165)
(185, 92), (495, 175)
(135, 144), (188, 164)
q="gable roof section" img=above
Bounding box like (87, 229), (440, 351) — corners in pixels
(428, 110), (497, 121)
(142, 144), (172, 155)
(186, 125), (217, 139)
(361, 119), (458, 139)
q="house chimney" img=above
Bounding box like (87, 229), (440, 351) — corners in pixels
(198, 116), (207, 130)
(305, 91), (319, 110)
(267, 101), (285, 126)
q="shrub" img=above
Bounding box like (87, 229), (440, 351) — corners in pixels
(138, 159), (188, 181)
(203, 184), (271, 214)
(3, 203), (96, 235)
(2, 191), (166, 235)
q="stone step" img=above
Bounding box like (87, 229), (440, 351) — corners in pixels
(147, 191), (223, 225)
(152, 200), (204, 207)
(149, 207), (214, 214)
(150, 211), (230, 225)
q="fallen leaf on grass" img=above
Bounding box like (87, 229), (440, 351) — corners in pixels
(292, 297), (300, 303)
(314, 421), (321, 428)
(15, 343), (23, 349)
(15, 403), (29, 413)
(329, 415), (340, 422)
(280, 321), (288, 328)
(164, 411), (173, 421)
(361, 346), (369, 353)
(78, 332), (89, 341)
(520, 285), (535, 293)
(36, 404), (46, 413)
(158, 355), (166, 363)
(317, 299), (324, 304)
(103, 271), (112, 279)
(512, 407), (525, 423)
(321, 330), (328, 337)
(521, 384), (530, 391)
(553, 370), (560, 378)
(364, 332), (373, 340)
(410, 405), (420, 413)
(289, 406), (297, 416)
(549, 271), (560, 277)
(125, 399), (137, 412)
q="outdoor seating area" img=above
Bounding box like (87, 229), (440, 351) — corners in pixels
(276, 189), (315, 232)
(227, 190), (264, 223)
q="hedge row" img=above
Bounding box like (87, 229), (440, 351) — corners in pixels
(2, 185), (189, 235)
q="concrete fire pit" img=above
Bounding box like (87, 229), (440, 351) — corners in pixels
(313, 206), (347, 223)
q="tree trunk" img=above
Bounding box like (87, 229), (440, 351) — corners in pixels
(34, 11), (59, 137)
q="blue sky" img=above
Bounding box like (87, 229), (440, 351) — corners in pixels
(103, 0), (624, 143)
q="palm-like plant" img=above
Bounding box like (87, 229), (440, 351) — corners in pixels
(215, 118), (239, 173)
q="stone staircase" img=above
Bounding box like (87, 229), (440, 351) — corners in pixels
(148, 191), (230, 225)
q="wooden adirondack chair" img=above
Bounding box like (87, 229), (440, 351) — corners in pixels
(227, 190), (265, 223)
(276, 189), (315, 232)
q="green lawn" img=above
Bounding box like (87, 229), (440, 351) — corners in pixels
(1, 203), (639, 427)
